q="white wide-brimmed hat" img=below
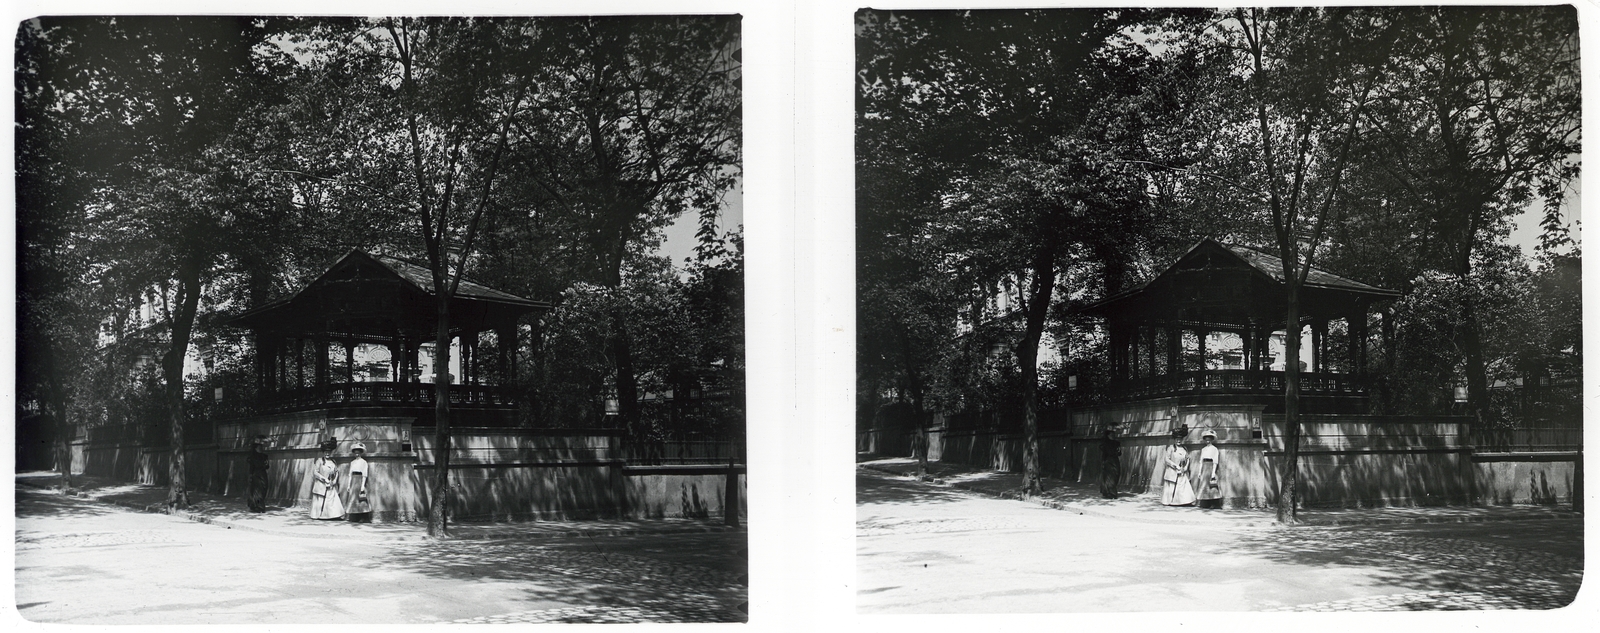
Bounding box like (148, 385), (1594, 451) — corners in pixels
(1201, 429), (1217, 439)
(350, 441), (367, 453)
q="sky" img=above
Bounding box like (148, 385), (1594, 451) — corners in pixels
(655, 177), (745, 270)
(1508, 184), (1582, 264)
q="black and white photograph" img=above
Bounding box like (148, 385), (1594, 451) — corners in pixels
(855, 6), (1583, 613)
(13, 13), (747, 624)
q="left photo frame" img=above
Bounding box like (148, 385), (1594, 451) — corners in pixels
(12, 12), (754, 625)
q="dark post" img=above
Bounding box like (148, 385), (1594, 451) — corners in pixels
(1145, 325), (1157, 377)
(294, 338), (305, 389)
(344, 341), (355, 383)
(1312, 319), (1328, 374)
(724, 430), (741, 526)
(315, 338), (330, 387)
(389, 336), (402, 383)
(1166, 323), (1179, 375)
(1127, 325), (1139, 379)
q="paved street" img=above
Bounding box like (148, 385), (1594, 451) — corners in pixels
(14, 485), (746, 624)
(857, 468), (1583, 613)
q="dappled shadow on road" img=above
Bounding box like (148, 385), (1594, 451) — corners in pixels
(375, 535), (745, 623)
(14, 488), (125, 521)
(855, 470), (976, 507)
(1214, 526), (1582, 610)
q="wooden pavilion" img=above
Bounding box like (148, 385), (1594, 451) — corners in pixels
(228, 249), (550, 423)
(1083, 238), (1400, 412)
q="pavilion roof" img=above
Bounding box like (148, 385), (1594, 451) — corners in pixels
(373, 254), (546, 308)
(1225, 245), (1395, 296)
(227, 249), (548, 337)
(1083, 239), (1398, 327)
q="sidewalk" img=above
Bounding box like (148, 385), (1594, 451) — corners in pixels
(858, 455), (1583, 527)
(17, 471), (743, 542)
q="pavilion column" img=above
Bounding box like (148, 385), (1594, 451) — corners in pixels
(466, 334), (475, 384)
(1312, 319), (1328, 373)
(1241, 327), (1255, 370)
(315, 338), (330, 387)
(256, 333), (275, 394)
(1165, 324), (1179, 375)
(1145, 326), (1157, 377)
(1127, 325), (1139, 379)
(1256, 330), (1271, 370)
(495, 330), (506, 384)
(1349, 309), (1368, 376)
(294, 338), (305, 389)
(276, 338), (288, 391)
(503, 323), (520, 383)
(344, 340), (356, 383)
(1120, 323), (1130, 379)
(407, 341), (421, 383)
(470, 333), (480, 384)
(1113, 325), (1124, 379)
(387, 337), (401, 383)
(1129, 325), (1140, 379)
(1195, 329), (1208, 372)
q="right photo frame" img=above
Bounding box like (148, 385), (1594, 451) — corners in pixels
(854, 6), (1583, 613)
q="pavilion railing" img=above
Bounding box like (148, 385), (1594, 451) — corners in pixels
(1116, 369), (1366, 400)
(260, 381), (518, 412)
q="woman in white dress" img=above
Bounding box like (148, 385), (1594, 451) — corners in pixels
(1195, 429), (1223, 509)
(1161, 426), (1196, 506)
(344, 441), (373, 522)
(309, 439), (346, 520)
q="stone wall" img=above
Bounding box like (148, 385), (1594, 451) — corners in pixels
(1263, 415), (1473, 508)
(862, 402), (1485, 509)
(412, 429), (624, 521)
(1473, 453), (1579, 506)
(67, 410), (744, 522)
(623, 466), (747, 520)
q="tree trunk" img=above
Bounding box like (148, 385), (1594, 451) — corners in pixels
(1278, 283), (1301, 524)
(599, 225), (643, 439)
(1450, 239), (1492, 430)
(1380, 307), (1397, 413)
(894, 322), (928, 480)
(164, 257), (203, 511)
(1460, 298), (1491, 425)
(1018, 248), (1057, 498)
(428, 294), (454, 537)
(52, 391), (73, 492)
(611, 312), (641, 434)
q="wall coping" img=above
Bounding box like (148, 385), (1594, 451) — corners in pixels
(413, 459), (626, 469)
(1472, 451), (1581, 462)
(623, 464), (746, 476)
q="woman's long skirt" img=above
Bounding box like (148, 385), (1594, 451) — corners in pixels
(1162, 470), (1196, 506)
(310, 488), (346, 520)
(1195, 460), (1222, 508)
(247, 472), (268, 512)
(344, 473), (372, 522)
(1099, 461), (1121, 499)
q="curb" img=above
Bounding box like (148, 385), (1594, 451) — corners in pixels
(1291, 511), (1583, 527)
(859, 463), (1581, 528)
(20, 480), (746, 542)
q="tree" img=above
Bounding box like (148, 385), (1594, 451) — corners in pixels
(507, 17), (742, 445)
(16, 17), (288, 510)
(1221, 7), (1404, 522)
(1357, 6), (1579, 429)
(858, 8), (1198, 496)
